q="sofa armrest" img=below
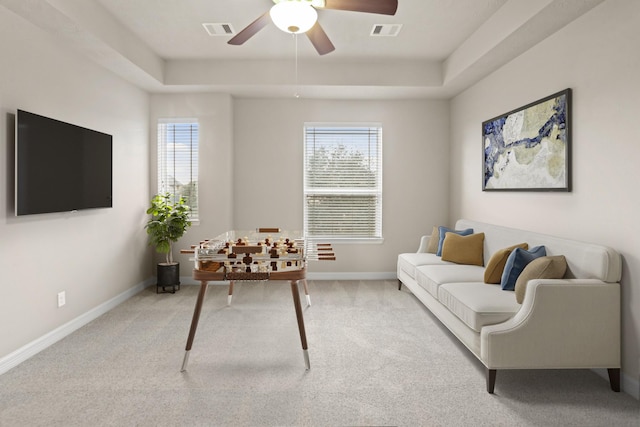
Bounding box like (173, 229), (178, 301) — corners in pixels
(481, 279), (620, 369)
(416, 235), (431, 253)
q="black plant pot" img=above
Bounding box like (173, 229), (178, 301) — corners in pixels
(157, 262), (180, 294)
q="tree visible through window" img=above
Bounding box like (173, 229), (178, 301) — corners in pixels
(304, 124), (382, 240)
(157, 119), (199, 220)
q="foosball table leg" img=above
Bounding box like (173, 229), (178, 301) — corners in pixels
(290, 280), (310, 370)
(302, 279), (311, 307)
(227, 280), (234, 306)
(181, 280), (209, 372)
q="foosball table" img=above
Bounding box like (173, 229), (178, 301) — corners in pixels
(179, 228), (334, 372)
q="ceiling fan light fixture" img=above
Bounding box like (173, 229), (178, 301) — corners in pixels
(270, 1), (318, 34)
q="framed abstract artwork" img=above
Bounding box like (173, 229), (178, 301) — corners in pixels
(482, 89), (571, 191)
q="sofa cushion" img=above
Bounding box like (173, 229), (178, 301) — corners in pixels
(426, 226), (439, 253)
(438, 283), (521, 332)
(500, 246), (547, 291)
(456, 219), (622, 284)
(441, 232), (485, 266)
(514, 255), (567, 303)
(436, 226), (474, 256)
(397, 252), (451, 280)
(484, 243), (529, 284)
(415, 264), (485, 298)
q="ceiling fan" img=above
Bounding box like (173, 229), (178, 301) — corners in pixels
(228, 0), (399, 55)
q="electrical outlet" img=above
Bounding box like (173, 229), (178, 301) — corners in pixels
(57, 291), (66, 307)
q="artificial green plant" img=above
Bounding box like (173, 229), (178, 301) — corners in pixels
(145, 193), (191, 264)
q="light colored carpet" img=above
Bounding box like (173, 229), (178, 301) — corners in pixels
(0, 280), (637, 426)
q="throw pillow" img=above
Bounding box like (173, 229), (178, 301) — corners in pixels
(441, 232), (485, 266)
(514, 255), (567, 303)
(484, 243), (529, 284)
(436, 226), (474, 256)
(500, 246), (547, 291)
(426, 226), (439, 254)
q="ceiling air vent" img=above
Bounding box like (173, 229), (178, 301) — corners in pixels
(370, 23), (402, 37)
(202, 23), (235, 36)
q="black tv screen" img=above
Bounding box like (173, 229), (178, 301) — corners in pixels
(15, 110), (113, 216)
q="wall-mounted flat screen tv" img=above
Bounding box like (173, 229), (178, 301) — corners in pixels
(15, 110), (113, 216)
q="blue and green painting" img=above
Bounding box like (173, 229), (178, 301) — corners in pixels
(483, 91), (569, 190)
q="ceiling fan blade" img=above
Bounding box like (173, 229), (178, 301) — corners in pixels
(306, 22), (335, 55)
(227, 11), (271, 45)
(322, 0), (398, 15)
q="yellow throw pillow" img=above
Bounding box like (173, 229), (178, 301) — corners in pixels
(441, 232), (485, 266)
(484, 243), (529, 284)
(426, 226), (439, 253)
(514, 255), (567, 304)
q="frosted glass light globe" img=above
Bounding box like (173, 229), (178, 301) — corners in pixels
(270, 1), (318, 34)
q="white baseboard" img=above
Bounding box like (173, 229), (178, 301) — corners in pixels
(307, 271), (397, 281)
(0, 277), (154, 376)
(622, 372), (640, 400)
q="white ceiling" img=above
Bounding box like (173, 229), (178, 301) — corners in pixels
(95, 0), (508, 61)
(2, 0), (605, 99)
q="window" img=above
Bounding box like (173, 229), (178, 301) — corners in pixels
(157, 119), (199, 220)
(304, 124), (382, 241)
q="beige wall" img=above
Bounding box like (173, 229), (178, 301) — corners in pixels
(450, 0), (640, 392)
(0, 8), (150, 359)
(233, 98), (450, 276)
(147, 96), (449, 279)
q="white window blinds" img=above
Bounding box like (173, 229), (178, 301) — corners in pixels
(304, 124), (382, 240)
(157, 119), (199, 220)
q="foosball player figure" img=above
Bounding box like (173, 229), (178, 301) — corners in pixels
(242, 253), (253, 272)
(270, 247), (279, 271)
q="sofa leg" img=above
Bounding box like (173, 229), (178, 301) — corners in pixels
(486, 369), (496, 394)
(607, 368), (621, 392)
(398, 280), (402, 290)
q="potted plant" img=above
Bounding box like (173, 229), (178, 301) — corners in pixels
(145, 193), (192, 293)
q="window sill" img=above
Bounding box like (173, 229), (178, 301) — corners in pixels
(308, 237), (384, 245)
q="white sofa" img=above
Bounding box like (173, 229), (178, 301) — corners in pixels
(397, 219), (622, 393)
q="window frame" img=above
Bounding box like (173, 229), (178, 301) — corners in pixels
(157, 118), (200, 222)
(303, 122), (383, 244)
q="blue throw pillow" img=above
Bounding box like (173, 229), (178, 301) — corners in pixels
(436, 226), (474, 256)
(500, 246), (547, 290)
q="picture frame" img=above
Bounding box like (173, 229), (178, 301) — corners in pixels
(482, 88), (571, 191)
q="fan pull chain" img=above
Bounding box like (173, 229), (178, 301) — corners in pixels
(294, 33), (300, 98)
